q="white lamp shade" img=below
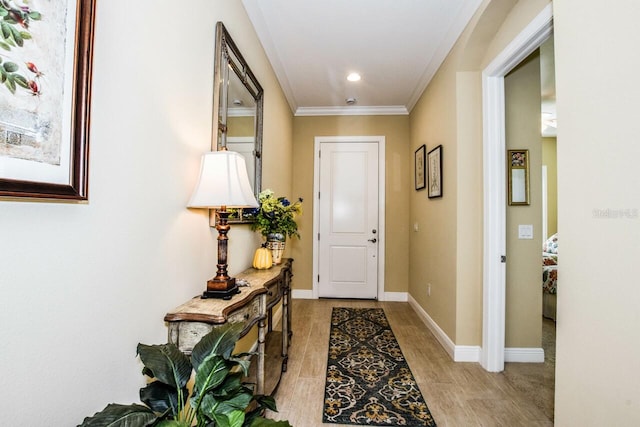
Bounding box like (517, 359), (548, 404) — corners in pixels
(188, 151), (259, 208)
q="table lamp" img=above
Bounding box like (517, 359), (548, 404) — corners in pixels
(188, 149), (259, 299)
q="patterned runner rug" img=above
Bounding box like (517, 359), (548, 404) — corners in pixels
(323, 307), (437, 426)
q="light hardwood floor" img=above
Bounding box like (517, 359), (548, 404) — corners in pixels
(267, 299), (554, 427)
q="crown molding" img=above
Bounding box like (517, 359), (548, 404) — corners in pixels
(407, 0), (483, 112)
(295, 105), (409, 117)
(242, 0), (298, 113)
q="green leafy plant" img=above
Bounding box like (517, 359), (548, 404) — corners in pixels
(249, 189), (302, 239)
(0, 0), (43, 95)
(79, 323), (291, 427)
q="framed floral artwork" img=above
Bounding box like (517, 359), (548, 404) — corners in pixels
(427, 145), (442, 198)
(0, 0), (96, 200)
(415, 144), (425, 190)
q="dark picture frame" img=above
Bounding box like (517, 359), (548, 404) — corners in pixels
(0, 0), (96, 201)
(427, 145), (443, 198)
(414, 144), (426, 191)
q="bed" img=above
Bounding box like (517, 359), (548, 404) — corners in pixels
(542, 233), (558, 320)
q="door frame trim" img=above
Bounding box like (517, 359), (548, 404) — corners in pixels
(481, 4), (553, 372)
(312, 136), (386, 300)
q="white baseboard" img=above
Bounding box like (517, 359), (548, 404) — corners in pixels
(292, 289), (314, 299)
(408, 294), (544, 364)
(292, 290), (407, 301)
(504, 347), (545, 363)
(408, 294), (481, 362)
(383, 292), (408, 302)
(454, 346), (482, 362)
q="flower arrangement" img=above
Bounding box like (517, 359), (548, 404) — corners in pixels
(248, 189), (302, 239)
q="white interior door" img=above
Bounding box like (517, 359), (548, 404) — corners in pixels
(227, 137), (255, 189)
(317, 141), (379, 299)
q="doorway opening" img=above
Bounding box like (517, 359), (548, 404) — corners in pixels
(481, 4), (553, 372)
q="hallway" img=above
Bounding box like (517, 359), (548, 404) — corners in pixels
(267, 299), (553, 426)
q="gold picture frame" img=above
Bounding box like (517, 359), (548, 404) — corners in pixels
(507, 149), (530, 205)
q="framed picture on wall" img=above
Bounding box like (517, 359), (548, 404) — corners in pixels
(507, 149), (530, 205)
(427, 145), (443, 198)
(415, 144), (426, 190)
(0, 0), (96, 200)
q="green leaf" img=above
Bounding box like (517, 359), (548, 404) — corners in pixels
(29, 11), (42, 20)
(78, 403), (157, 427)
(0, 41), (9, 51)
(212, 409), (245, 427)
(139, 381), (186, 416)
(5, 77), (16, 93)
(191, 323), (244, 370)
(156, 421), (189, 427)
(9, 26), (22, 47)
(253, 395), (278, 412)
(247, 418), (292, 427)
(0, 68), (6, 83)
(13, 74), (28, 88)
(244, 395), (279, 427)
(0, 9), (7, 17)
(1, 22), (10, 39)
(209, 372), (244, 398)
(232, 358), (251, 377)
(136, 343), (192, 389)
(3, 61), (18, 72)
(192, 356), (230, 400)
(214, 391), (254, 414)
(19, 31), (31, 40)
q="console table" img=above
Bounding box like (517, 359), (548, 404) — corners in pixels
(164, 259), (293, 396)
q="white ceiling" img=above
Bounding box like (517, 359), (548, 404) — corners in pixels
(242, 0), (482, 116)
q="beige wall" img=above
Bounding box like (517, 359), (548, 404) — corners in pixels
(410, 52), (461, 340)
(0, 1), (292, 425)
(291, 115), (411, 294)
(542, 137), (557, 237)
(504, 51), (542, 348)
(409, 0), (551, 345)
(227, 115), (255, 137)
(554, 1), (640, 425)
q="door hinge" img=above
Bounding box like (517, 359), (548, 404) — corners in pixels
(318, 191), (320, 199)
(501, 255), (507, 263)
(318, 233), (320, 240)
(317, 274), (320, 282)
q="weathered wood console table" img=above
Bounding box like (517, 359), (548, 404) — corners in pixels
(164, 259), (293, 396)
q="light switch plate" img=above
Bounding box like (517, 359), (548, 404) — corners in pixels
(518, 224), (534, 239)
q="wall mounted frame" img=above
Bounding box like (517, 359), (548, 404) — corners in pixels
(427, 145), (443, 198)
(0, 0), (96, 201)
(507, 149), (530, 205)
(415, 144), (426, 190)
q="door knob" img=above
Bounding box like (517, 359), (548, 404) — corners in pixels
(368, 238), (377, 243)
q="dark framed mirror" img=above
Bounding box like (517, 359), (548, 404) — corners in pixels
(211, 22), (263, 223)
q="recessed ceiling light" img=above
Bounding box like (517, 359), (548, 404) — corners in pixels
(347, 73), (361, 82)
